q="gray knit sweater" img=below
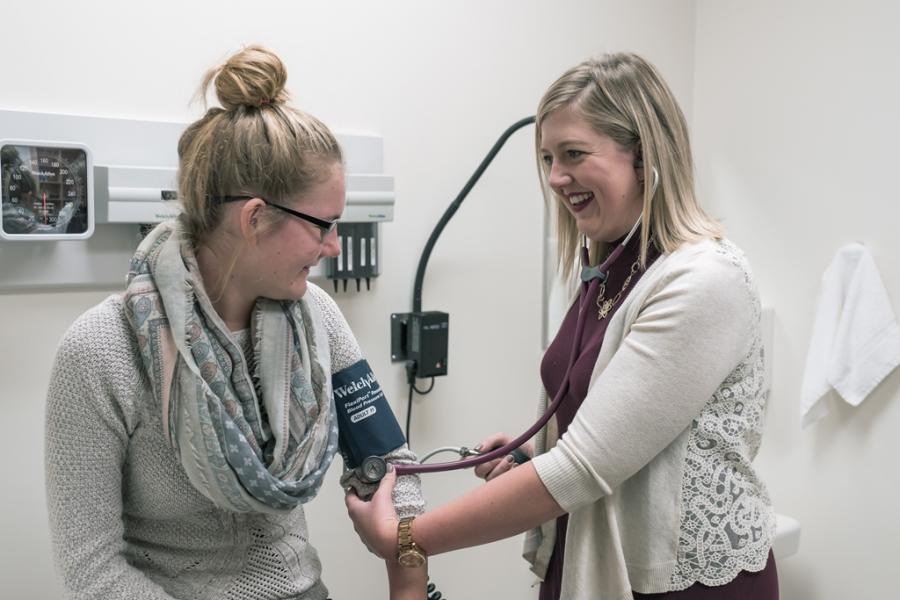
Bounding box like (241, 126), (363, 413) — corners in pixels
(45, 283), (424, 600)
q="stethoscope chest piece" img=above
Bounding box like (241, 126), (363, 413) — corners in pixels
(580, 264), (609, 283)
(358, 455), (388, 483)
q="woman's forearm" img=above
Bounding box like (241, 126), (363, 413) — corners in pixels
(413, 463), (564, 556)
(386, 560), (427, 600)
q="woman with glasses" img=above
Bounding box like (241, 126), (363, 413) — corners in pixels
(44, 45), (425, 600)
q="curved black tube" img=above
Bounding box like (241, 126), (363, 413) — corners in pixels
(411, 116), (536, 313)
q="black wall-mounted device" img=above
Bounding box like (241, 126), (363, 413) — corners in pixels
(391, 311), (449, 380)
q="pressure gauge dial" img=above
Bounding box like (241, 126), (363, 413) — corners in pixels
(1, 141), (94, 240)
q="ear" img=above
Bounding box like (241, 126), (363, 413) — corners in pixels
(634, 142), (644, 171)
(633, 144), (644, 182)
(237, 197), (267, 244)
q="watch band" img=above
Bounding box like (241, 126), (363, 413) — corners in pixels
(397, 516), (426, 568)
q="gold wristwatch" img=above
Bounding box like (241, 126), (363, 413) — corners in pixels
(397, 516), (426, 568)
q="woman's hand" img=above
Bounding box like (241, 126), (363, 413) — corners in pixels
(345, 468), (400, 560)
(472, 432), (534, 481)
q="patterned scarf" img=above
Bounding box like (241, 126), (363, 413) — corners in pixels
(124, 220), (338, 513)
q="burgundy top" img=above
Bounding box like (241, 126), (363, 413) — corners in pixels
(539, 232), (658, 600)
(537, 235), (779, 599)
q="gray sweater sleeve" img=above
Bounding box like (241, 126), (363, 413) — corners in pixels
(305, 284), (425, 517)
(45, 300), (177, 599)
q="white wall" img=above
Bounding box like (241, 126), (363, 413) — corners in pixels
(693, 1), (900, 598)
(0, 1), (696, 598)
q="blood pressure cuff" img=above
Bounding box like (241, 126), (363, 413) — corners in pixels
(333, 359), (406, 469)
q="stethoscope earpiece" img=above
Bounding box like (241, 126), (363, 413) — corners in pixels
(650, 166), (660, 196)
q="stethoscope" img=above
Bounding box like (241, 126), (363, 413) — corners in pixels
(355, 213), (647, 485)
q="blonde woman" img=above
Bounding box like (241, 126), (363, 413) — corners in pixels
(45, 46), (425, 600)
(348, 53), (777, 600)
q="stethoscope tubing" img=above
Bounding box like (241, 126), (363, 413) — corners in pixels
(394, 218), (641, 477)
(395, 275), (598, 476)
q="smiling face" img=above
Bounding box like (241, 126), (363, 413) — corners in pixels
(248, 162), (345, 300)
(540, 105), (643, 244)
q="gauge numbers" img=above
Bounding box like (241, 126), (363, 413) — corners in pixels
(1, 141), (93, 240)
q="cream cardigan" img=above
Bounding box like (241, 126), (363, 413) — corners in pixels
(527, 239), (774, 599)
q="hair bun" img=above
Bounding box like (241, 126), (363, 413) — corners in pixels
(207, 45), (290, 110)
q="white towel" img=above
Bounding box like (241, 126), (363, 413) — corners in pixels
(800, 243), (900, 427)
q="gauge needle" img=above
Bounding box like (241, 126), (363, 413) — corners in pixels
(43, 192), (47, 223)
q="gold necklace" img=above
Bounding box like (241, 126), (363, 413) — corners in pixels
(596, 259), (641, 320)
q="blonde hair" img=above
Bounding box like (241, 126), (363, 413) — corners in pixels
(536, 52), (722, 280)
(177, 45), (342, 246)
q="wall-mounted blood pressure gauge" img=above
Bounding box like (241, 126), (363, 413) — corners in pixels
(0, 141), (94, 240)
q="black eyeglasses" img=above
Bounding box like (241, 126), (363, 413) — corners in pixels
(212, 195), (338, 242)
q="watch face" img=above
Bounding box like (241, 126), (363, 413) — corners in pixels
(1, 142), (92, 239)
(398, 549), (426, 568)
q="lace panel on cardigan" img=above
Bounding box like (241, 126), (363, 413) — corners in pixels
(671, 241), (773, 588)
